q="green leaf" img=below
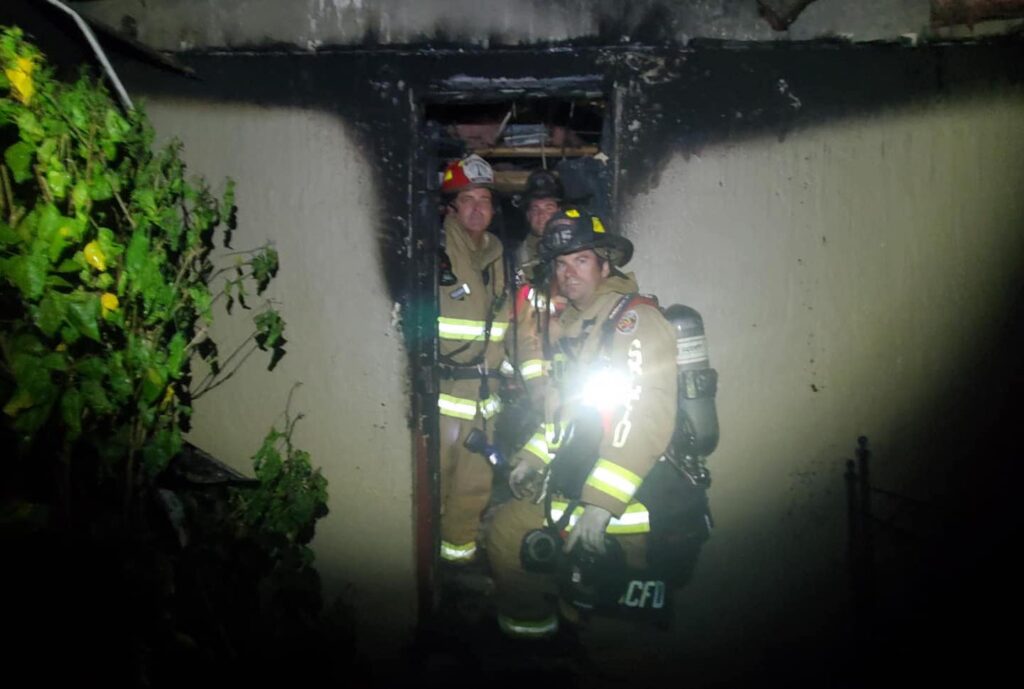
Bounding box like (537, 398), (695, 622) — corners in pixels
(141, 366), (167, 405)
(36, 203), (60, 240)
(189, 285), (213, 323)
(47, 233), (68, 264)
(11, 353), (56, 408)
(60, 324), (81, 345)
(60, 388), (83, 439)
(55, 256), (83, 273)
(72, 181), (90, 211)
(46, 165), (70, 200)
(95, 227), (122, 265)
(34, 293), (66, 337)
(16, 111), (45, 142)
(106, 352), (133, 401)
(12, 401), (54, 435)
(167, 332), (186, 379)
(105, 108), (129, 142)
(133, 188), (157, 220)
(89, 172), (113, 201)
(66, 292), (101, 342)
(40, 352), (68, 372)
(251, 246), (279, 294)
(142, 427), (182, 476)
(255, 309), (284, 350)
(81, 378), (113, 415)
(125, 230), (149, 289)
(2, 253), (48, 300)
(4, 141), (33, 183)
(0, 222), (21, 245)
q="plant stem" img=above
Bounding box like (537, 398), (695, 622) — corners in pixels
(33, 165), (54, 205)
(114, 190), (136, 229)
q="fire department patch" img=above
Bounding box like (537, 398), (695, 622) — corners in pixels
(616, 309), (639, 335)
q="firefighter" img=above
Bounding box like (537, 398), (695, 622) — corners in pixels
(436, 153), (516, 566)
(485, 208), (678, 638)
(496, 170), (565, 429)
(516, 169), (563, 283)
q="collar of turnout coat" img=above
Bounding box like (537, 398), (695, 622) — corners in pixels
(444, 214), (503, 272)
(560, 272), (640, 330)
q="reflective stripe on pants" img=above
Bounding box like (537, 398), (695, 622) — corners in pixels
(497, 614), (559, 639)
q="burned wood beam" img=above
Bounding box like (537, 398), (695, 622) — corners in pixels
(757, 0), (821, 31)
(932, 0), (1024, 27)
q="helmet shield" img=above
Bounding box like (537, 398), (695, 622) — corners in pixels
(441, 154), (495, 195)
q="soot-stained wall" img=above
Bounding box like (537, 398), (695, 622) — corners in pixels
(73, 0), (941, 48)
(107, 39), (1024, 682)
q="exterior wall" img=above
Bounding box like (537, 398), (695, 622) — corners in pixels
(103, 38), (1024, 682)
(71, 0), (969, 48)
(143, 100), (416, 652)
(616, 88), (1024, 682)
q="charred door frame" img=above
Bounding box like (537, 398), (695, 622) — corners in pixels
(407, 74), (613, 622)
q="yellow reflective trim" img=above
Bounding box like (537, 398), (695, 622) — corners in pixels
(586, 458), (642, 504)
(520, 359), (545, 381)
(439, 393), (501, 420)
(437, 317), (506, 342)
(592, 216), (606, 233)
(438, 317), (487, 340)
(548, 500), (650, 534)
(490, 322), (508, 342)
(524, 432), (552, 464)
(565, 209), (580, 218)
(440, 540), (477, 562)
(498, 614), (559, 638)
(438, 394), (477, 420)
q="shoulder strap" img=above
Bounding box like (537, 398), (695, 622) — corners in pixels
(598, 293), (659, 354)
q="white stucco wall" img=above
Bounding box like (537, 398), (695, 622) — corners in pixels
(134, 79), (1024, 679)
(613, 89), (1024, 680)
(143, 100), (416, 652)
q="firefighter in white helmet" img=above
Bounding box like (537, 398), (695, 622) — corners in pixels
(485, 207), (678, 638)
(436, 154), (539, 567)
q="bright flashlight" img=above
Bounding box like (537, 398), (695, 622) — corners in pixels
(580, 368), (632, 411)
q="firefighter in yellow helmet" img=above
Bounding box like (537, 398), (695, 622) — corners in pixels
(436, 154), (537, 566)
(485, 208), (678, 638)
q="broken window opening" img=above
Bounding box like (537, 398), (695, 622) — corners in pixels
(425, 95), (610, 245)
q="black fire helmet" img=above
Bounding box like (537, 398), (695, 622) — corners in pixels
(538, 208), (633, 268)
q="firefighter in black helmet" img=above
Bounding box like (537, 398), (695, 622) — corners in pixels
(497, 170), (566, 423)
(516, 169), (564, 284)
(485, 207), (677, 639)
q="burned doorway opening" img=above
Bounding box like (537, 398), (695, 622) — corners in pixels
(409, 80), (613, 618)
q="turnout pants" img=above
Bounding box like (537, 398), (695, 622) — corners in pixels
(485, 496), (647, 638)
(438, 378), (499, 564)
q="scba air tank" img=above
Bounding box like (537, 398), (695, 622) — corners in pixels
(662, 304), (719, 459)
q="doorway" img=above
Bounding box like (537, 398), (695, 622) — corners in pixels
(408, 79), (615, 616)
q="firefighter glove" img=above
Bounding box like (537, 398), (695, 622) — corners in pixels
(509, 461), (539, 500)
(564, 505), (612, 555)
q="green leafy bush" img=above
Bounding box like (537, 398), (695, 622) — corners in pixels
(2, 26), (341, 684)
(0, 26), (285, 497)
